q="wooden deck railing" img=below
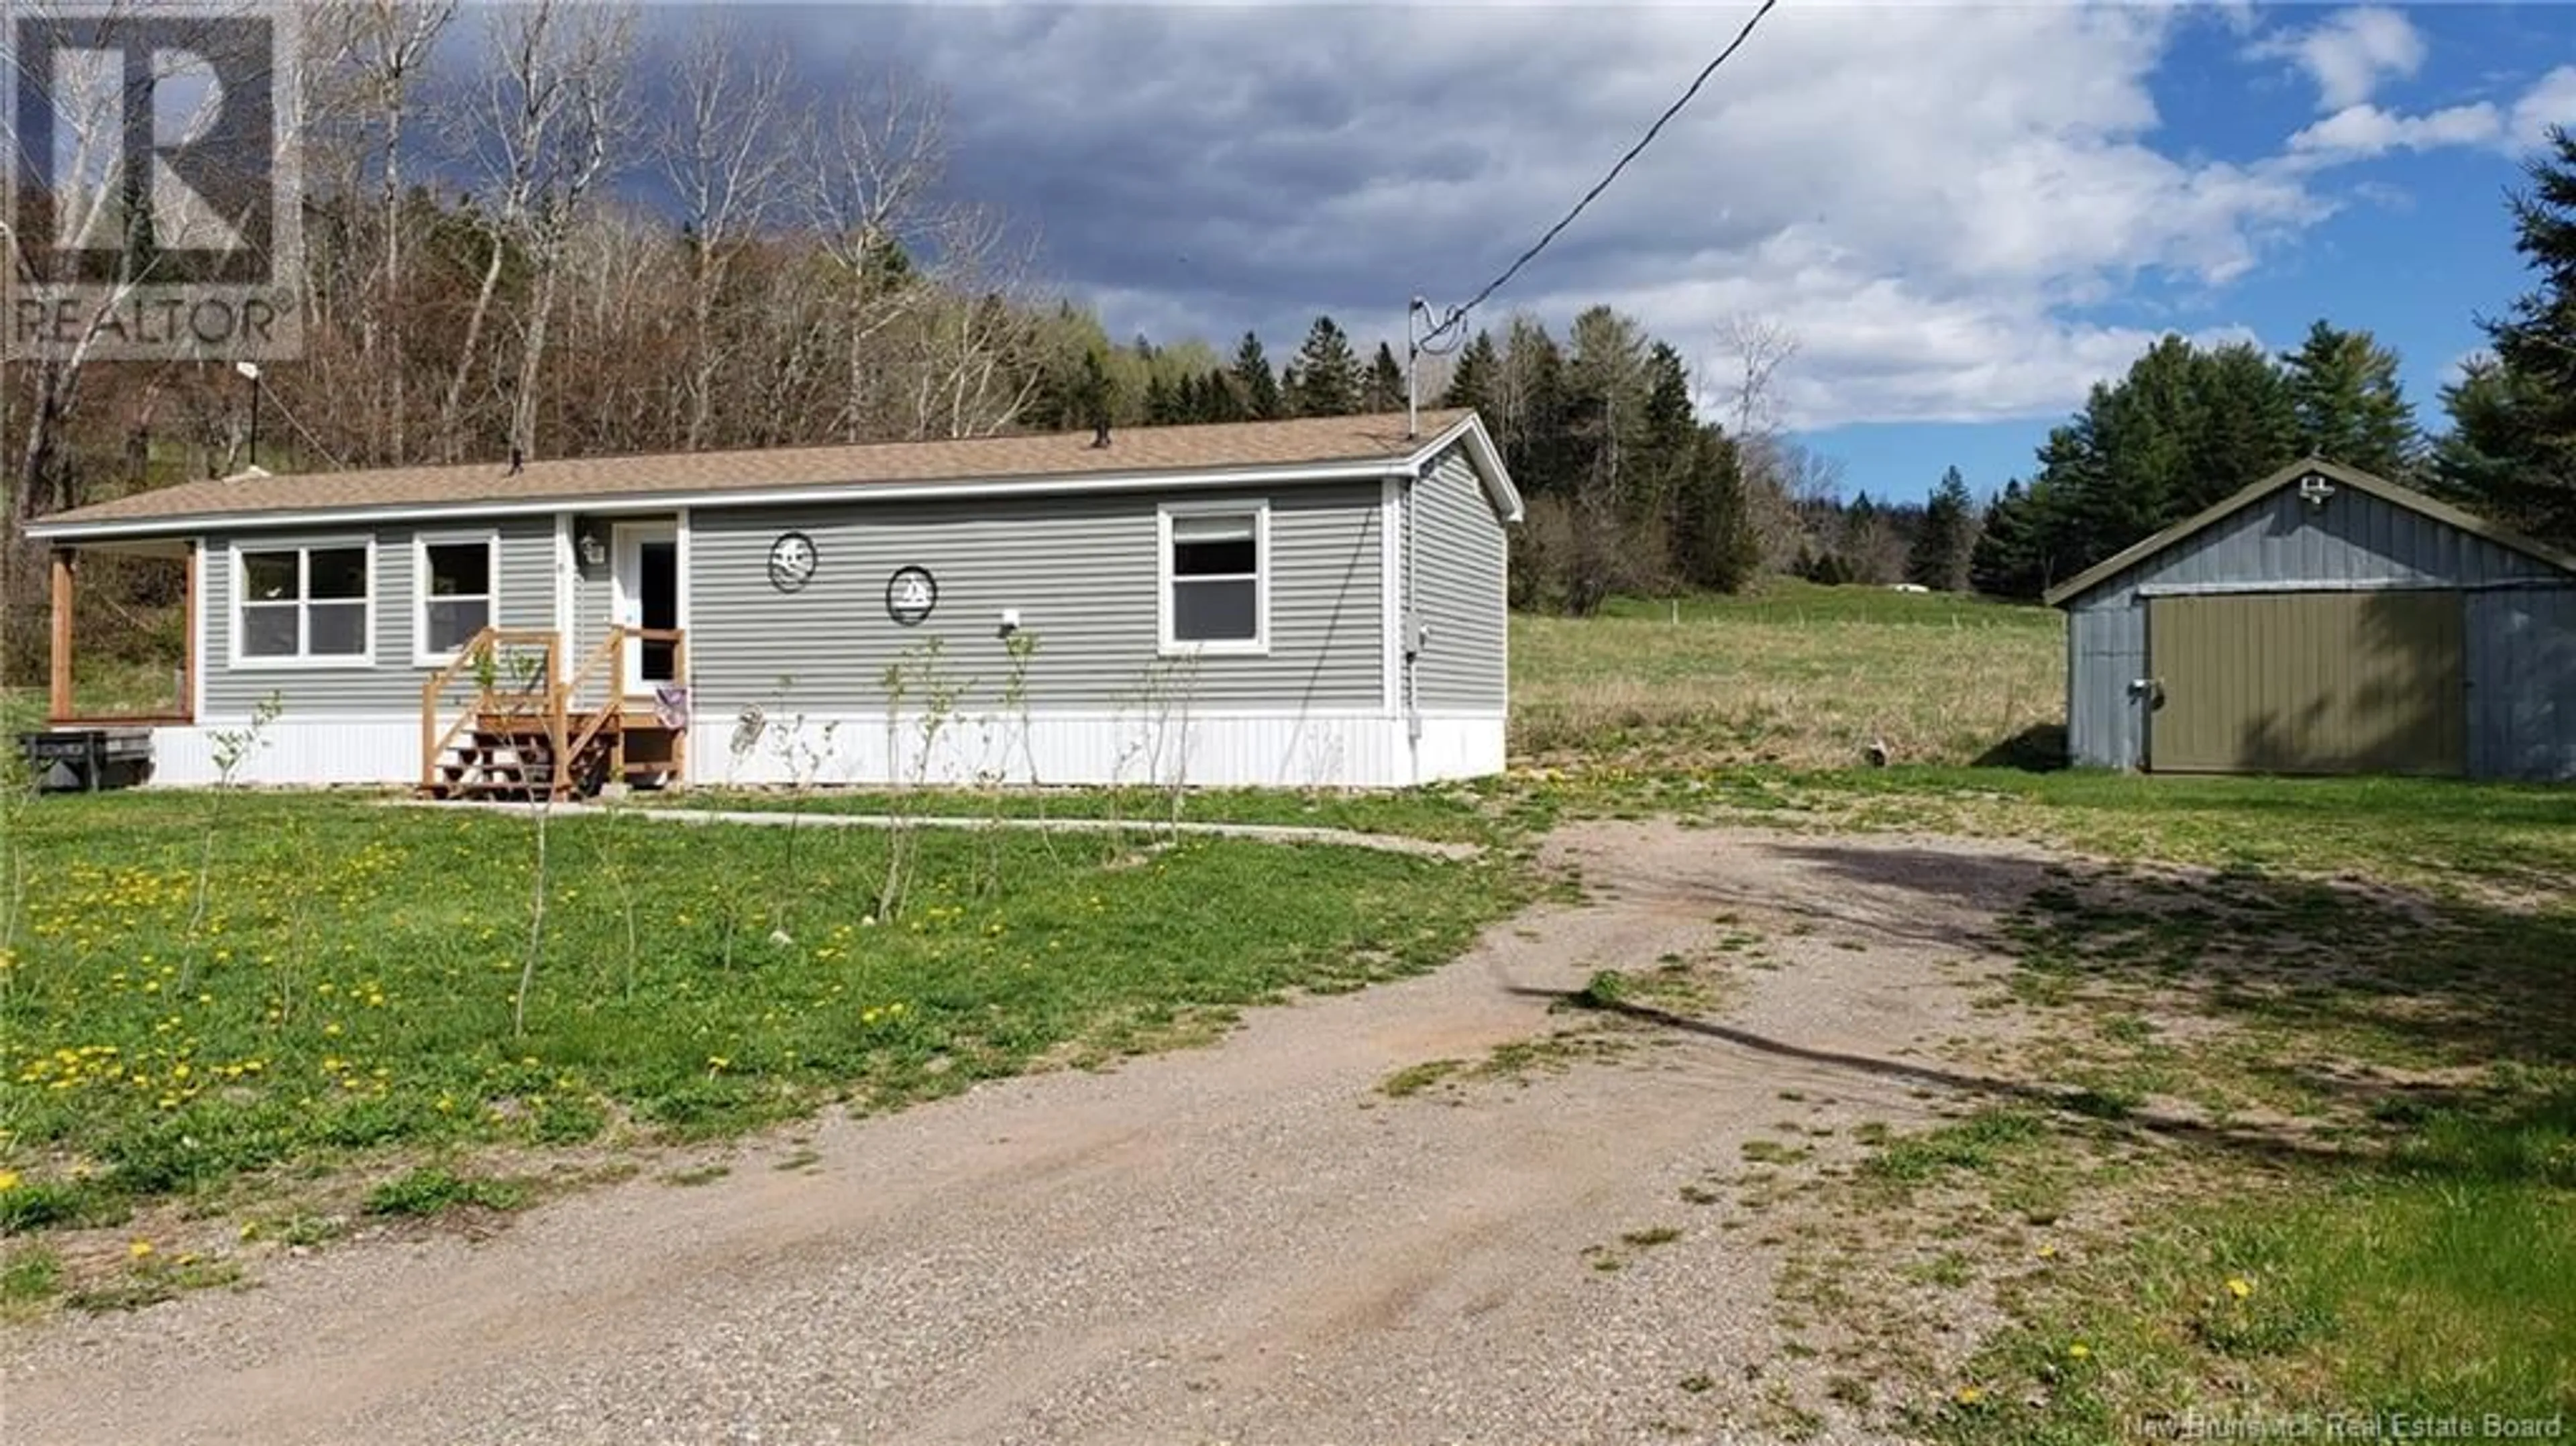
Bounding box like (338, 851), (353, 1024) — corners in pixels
(419, 626), (686, 795)
(419, 628), (562, 793)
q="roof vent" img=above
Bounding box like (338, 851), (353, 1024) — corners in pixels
(507, 445), (524, 476)
(1089, 420), (1110, 449)
(2298, 472), (2334, 508)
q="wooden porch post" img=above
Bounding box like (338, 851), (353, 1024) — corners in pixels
(672, 631), (688, 784)
(48, 549), (74, 724)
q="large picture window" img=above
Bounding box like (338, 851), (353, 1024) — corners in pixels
(236, 541), (372, 664)
(416, 533), (498, 663)
(1160, 502), (1268, 654)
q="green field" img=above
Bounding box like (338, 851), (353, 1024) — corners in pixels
(1509, 581), (2065, 769)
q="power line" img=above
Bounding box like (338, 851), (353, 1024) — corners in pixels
(1414, 0), (1784, 357)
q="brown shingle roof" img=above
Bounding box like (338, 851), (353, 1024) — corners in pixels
(35, 409), (1474, 535)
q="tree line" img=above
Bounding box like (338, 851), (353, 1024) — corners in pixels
(1972, 127), (2576, 600)
(11, 0), (2573, 669)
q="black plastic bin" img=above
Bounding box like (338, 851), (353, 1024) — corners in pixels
(16, 728), (154, 792)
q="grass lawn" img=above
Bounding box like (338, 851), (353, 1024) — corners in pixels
(0, 792), (1516, 1245)
(1587, 764), (2575, 1435)
(1509, 580), (2064, 770)
(1906, 843), (2576, 1439)
(662, 781), (1509, 846)
(1494, 586), (2575, 1433)
(2, 577), (2567, 1427)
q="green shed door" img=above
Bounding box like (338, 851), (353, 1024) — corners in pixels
(2146, 591), (2467, 776)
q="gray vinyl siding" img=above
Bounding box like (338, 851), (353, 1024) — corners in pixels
(685, 484), (1383, 718)
(1412, 446), (1507, 710)
(2061, 481), (2575, 777)
(202, 518), (556, 718)
(568, 518), (623, 680)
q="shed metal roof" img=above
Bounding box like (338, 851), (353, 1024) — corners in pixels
(2042, 457), (2576, 608)
(30, 408), (1515, 542)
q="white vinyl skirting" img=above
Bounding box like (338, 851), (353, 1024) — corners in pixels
(140, 710), (1507, 789)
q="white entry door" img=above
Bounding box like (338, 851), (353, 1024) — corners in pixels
(611, 521), (680, 695)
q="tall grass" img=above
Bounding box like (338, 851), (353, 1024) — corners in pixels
(1511, 581), (2062, 769)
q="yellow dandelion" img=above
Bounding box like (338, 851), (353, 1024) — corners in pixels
(1955, 1386), (1984, 1406)
(2035, 1243), (2056, 1259)
(128, 1239), (155, 1260)
(2068, 1342), (2091, 1360)
(2226, 1276), (2253, 1300)
(0, 1170), (19, 1192)
(706, 1056), (730, 1072)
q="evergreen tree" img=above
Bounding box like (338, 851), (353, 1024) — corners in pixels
(1968, 480), (2034, 598)
(1071, 348), (1114, 431)
(2281, 319), (2420, 479)
(1143, 373), (1181, 425)
(1638, 341), (1699, 565)
(2010, 333), (2300, 586)
(1440, 331), (1500, 413)
(1285, 315), (1362, 416)
(2185, 341), (2303, 511)
(1364, 342), (1405, 414)
(2434, 126), (2576, 547)
(1907, 465), (1978, 592)
(1230, 331), (1283, 420)
(1198, 366), (1246, 423)
(1672, 427), (1760, 592)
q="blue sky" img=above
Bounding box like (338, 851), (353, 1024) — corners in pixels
(1805, 4), (2569, 504)
(653, 3), (2574, 504)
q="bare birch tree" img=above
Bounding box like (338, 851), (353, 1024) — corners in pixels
(658, 19), (791, 451)
(437, 0), (634, 462)
(342, 0), (457, 463)
(1713, 312), (1813, 571)
(798, 70), (951, 443)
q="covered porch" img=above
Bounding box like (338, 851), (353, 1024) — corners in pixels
(21, 542), (195, 789)
(37, 541), (197, 728)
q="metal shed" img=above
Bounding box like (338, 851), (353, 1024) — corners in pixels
(2043, 457), (2576, 780)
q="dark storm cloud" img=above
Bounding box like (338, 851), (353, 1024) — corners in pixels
(486, 2), (2389, 425)
(680, 1), (1748, 349)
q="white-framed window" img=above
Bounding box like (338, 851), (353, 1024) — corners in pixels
(233, 538), (375, 668)
(414, 531), (500, 665)
(1159, 500), (1269, 655)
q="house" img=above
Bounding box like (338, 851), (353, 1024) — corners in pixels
(26, 408), (1521, 793)
(2045, 457), (2576, 779)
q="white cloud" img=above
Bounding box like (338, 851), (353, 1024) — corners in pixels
(802, 2), (2334, 429)
(2510, 65), (2576, 150)
(2280, 63), (2576, 166)
(2288, 101), (2503, 161)
(2253, 7), (2427, 111)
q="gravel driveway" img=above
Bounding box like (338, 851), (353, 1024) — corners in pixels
(3, 821), (2050, 1446)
